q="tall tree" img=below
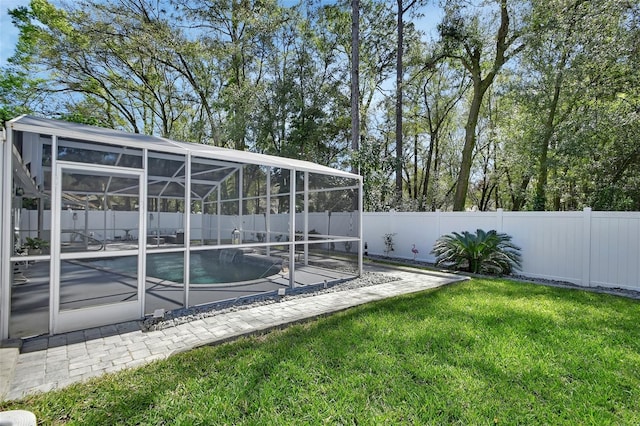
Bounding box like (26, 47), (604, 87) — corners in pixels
(405, 53), (470, 210)
(323, 0), (397, 207)
(7, 0), (639, 212)
(438, 0), (525, 210)
(176, 0), (284, 150)
(0, 67), (46, 124)
(523, 0), (633, 210)
(351, 0), (360, 172)
(10, 0), (197, 136)
(395, 0), (421, 202)
(255, 1), (350, 167)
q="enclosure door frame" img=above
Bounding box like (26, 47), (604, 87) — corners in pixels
(52, 161), (146, 334)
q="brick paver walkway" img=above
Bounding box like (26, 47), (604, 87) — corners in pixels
(1, 266), (465, 401)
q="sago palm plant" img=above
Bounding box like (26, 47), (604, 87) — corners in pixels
(431, 229), (521, 275)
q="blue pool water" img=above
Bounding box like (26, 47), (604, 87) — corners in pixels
(84, 251), (281, 284)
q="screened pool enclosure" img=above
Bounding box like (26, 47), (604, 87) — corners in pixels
(1, 116), (362, 340)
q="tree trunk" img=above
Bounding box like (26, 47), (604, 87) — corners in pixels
(431, 131), (441, 211)
(506, 171), (530, 211)
(351, 0), (360, 211)
(395, 0), (404, 203)
(450, 0), (518, 211)
(351, 0), (360, 160)
(420, 130), (436, 211)
(413, 133), (418, 200)
(453, 77), (489, 211)
(533, 52), (569, 210)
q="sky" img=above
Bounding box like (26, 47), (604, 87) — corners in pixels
(0, 0), (28, 67)
(0, 0), (441, 69)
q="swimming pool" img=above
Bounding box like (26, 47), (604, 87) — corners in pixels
(82, 250), (282, 285)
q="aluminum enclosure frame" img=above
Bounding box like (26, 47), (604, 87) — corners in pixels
(1, 116), (363, 340)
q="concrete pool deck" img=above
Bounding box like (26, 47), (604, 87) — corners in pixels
(8, 260), (357, 338)
(0, 264), (466, 402)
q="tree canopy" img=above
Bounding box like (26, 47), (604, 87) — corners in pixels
(3, 0), (639, 211)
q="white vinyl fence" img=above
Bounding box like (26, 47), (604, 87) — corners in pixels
(20, 210), (360, 247)
(19, 207), (639, 290)
(363, 209), (640, 292)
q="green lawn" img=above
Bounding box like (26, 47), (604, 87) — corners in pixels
(2, 278), (640, 424)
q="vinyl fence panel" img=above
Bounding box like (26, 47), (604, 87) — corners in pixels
(363, 208), (640, 291)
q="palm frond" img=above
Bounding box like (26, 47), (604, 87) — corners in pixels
(431, 229), (521, 275)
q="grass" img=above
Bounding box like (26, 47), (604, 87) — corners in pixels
(2, 278), (640, 424)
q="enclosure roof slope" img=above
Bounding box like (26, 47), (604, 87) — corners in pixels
(8, 115), (360, 179)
